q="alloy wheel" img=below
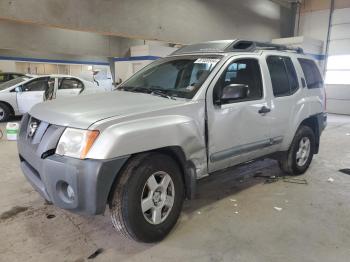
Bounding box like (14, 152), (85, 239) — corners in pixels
(141, 171), (175, 225)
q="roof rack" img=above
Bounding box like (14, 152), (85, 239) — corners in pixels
(231, 40), (304, 54)
(170, 39), (304, 56)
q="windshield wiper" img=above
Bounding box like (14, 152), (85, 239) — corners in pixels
(119, 86), (176, 100)
(151, 89), (176, 100)
(120, 86), (151, 94)
(150, 86), (177, 100)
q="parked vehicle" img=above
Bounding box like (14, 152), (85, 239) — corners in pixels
(18, 40), (327, 243)
(0, 72), (26, 83)
(0, 74), (102, 122)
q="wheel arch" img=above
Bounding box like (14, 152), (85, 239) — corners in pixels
(298, 115), (320, 154)
(107, 146), (197, 206)
(0, 100), (15, 116)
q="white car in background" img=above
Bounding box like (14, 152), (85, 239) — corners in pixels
(0, 74), (103, 122)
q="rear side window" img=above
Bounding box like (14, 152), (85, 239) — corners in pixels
(298, 58), (323, 89)
(266, 56), (299, 97)
(59, 78), (84, 90)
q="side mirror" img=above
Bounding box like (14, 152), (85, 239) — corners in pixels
(14, 86), (22, 92)
(219, 84), (249, 104)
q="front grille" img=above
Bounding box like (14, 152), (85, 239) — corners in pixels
(19, 114), (66, 159)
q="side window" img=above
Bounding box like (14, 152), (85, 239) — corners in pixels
(298, 58), (323, 89)
(23, 78), (49, 91)
(266, 56), (299, 97)
(213, 59), (263, 104)
(284, 58), (299, 93)
(59, 78), (84, 90)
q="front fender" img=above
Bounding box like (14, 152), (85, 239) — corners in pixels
(87, 115), (207, 175)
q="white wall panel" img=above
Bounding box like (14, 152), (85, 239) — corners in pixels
(327, 99), (350, 115)
(328, 39), (350, 55)
(299, 10), (329, 52)
(332, 8), (350, 25)
(326, 7), (350, 114)
(326, 85), (350, 100)
(330, 24), (350, 40)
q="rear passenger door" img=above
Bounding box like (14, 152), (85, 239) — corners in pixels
(55, 77), (84, 99)
(265, 55), (302, 150)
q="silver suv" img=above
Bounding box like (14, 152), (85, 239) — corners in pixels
(18, 40), (327, 243)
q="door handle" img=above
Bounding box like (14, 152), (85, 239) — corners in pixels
(258, 106), (271, 114)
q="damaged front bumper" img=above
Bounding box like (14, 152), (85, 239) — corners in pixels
(17, 114), (128, 215)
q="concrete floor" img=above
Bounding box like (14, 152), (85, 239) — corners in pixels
(0, 114), (350, 262)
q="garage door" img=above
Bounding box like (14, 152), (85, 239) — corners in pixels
(325, 7), (350, 114)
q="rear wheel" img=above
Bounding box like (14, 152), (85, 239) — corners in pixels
(109, 153), (184, 243)
(0, 102), (11, 122)
(279, 125), (315, 175)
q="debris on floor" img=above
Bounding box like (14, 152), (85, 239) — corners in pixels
(87, 248), (104, 260)
(46, 214), (56, 219)
(254, 171), (309, 185)
(0, 206), (29, 220)
(233, 203), (238, 207)
(230, 199), (237, 202)
(346, 133), (350, 136)
(273, 207), (283, 212)
(254, 172), (279, 183)
(197, 211), (202, 215)
(234, 211), (239, 214)
(283, 177), (308, 185)
(327, 177), (335, 183)
(339, 169), (350, 175)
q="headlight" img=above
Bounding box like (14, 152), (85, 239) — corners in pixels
(56, 128), (99, 159)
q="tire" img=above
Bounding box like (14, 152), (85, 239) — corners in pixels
(279, 125), (316, 175)
(109, 152), (184, 243)
(0, 102), (12, 122)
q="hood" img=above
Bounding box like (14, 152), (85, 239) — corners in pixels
(29, 91), (186, 129)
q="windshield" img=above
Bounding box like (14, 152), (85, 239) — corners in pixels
(0, 77), (30, 91)
(118, 56), (221, 99)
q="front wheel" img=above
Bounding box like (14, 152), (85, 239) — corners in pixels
(279, 125), (315, 175)
(0, 102), (11, 122)
(109, 153), (184, 243)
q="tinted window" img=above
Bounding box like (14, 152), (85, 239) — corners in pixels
(59, 78), (83, 90)
(214, 59), (263, 103)
(23, 78), (49, 91)
(267, 56), (299, 97)
(298, 58), (323, 89)
(284, 58), (299, 93)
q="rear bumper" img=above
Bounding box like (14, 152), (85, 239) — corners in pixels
(19, 154), (128, 215)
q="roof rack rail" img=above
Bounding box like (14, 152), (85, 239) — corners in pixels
(170, 39), (304, 56)
(231, 40), (304, 54)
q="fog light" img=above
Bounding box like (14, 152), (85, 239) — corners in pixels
(66, 185), (75, 200)
(57, 181), (75, 203)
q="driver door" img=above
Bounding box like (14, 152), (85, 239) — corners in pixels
(17, 77), (49, 114)
(206, 57), (272, 173)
